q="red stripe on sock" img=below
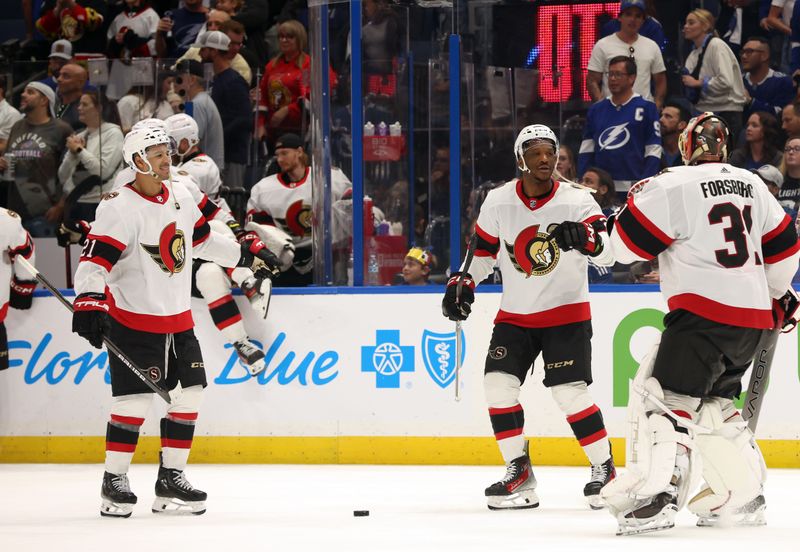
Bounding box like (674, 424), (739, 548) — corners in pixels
(106, 442), (137, 453)
(488, 404), (523, 416)
(672, 410), (692, 420)
(566, 404), (600, 424)
(168, 412), (198, 421)
(208, 295), (234, 309)
(578, 428), (607, 447)
(161, 438), (193, 449)
(494, 428), (523, 441)
(215, 313), (242, 330)
(110, 415), (145, 426)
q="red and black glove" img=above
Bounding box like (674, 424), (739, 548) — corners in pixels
(772, 290), (800, 331)
(549, 221), (603, 256)
(57, 220), (91, 247)
(237, 237), (281, 279)
(9, 277), (36, 310)
(441, 272), (475, 321)
(72, 293), (110, 349)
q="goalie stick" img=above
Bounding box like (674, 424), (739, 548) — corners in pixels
(454, 234), (477, 402)
(15, 255), (172, 404)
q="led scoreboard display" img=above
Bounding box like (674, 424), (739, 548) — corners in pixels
(534, 1), (621, 102)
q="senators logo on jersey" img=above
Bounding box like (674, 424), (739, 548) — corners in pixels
(279, 199), (312, 237)
(141, 222), (186, 275)
(504, 224), (560, 277)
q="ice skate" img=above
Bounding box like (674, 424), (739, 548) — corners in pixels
(584, 454), (616, 510)
(485, 453), (539, 510)
(616, 491), (678, 536)
(100, 471), (137, 518)
(152, 465), (207, 515)
(694, 492), (766, 527)
(233, 339), (266, 376)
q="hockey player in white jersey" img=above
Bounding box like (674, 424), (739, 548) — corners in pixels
(72, 126), (280, 518)
(247, 133), (351, 286)
(165, 114), (222, 200)
(0, 208), (37, 370)
(601, 112), (800, 534)
(441, 125), (617, 510)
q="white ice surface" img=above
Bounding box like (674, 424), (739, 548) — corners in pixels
(0, 464), (797, 552)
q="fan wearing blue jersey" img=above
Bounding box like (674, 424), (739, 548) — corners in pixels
(579, 56), (662, 200)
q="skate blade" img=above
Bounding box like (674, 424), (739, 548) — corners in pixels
(487, 490), (539, 510)
(152, 496), (206, 515)
(617, 505), (677, 536)
(248, 359), (266, 376)
(100, 499), (134, 518)
(696, 511), (766, 528)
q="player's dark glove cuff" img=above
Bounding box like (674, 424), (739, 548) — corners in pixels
(549, 220), (603, 257)
(9, 277), (36, 310)
(441, 272), (475, 321)
(72, 293), (110, 349)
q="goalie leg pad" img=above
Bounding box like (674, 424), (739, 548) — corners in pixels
(689, 398), (766, 520)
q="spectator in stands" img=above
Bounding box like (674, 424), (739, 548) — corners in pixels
(763, 0), (795, 71)
(682, 8), (747, 143)
(363, 0), (401, 98)
(586, 0), (667, 107)
(0, 77), (22, 156)
(43, 39), (74, 91)
(197, 31), (252, 189)
(659, 98), (691, 168)
(56, 90), (124, 222)
(778, 134), (800, 208)
(754, 163), (784, 198)
(399, 247), (433, 286)
(116, 85), (157, 134)
(174, 60), (225, 170)
(599, 0), (667, 52)
(107, 0), (159, 59)
(56, 62), (89, 131)
(580, 166), (621, 217)
(741, 36), (794, 118)
(178, 13), (253, 86)
(782, 101), (800, 135)
(155, 0), (208, 59)
(231, 0), (271, 69)
(0, 82), (72, 237)
(256, 19), (313, 149)
(729, 111), (783, 169)
(578, 56), (662, 199)
(222, 20), (259, 86)
(556, 145), (577, 182)
(36, 0), (106, 54)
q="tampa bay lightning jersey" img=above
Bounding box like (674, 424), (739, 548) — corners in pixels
(578, 94), (662, 191)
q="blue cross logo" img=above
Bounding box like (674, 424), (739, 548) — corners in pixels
(361, 330), (414, 388)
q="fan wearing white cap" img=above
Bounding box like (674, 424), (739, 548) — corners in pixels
(72, 122), (281, 519)
(440, 123), (617, 512)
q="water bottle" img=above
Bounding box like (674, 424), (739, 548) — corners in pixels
(347, 250), (354, 286)
(367, 252), (380, 286)
(377, 121), (388, 136)
(364, 121), (375, 136)
(389, 121), (402, 136)
(363, 195), (374, 236)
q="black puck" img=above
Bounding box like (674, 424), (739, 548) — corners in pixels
(353, 510), (370, 517)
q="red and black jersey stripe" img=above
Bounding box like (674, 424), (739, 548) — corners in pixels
(566, 404), (607, 447)
(247, 209), (275, 226)
(475, 224), (500, 258)
(8, 235), (33, 260)
(615, 199), (674, 260)
(193, 217), (211, 247)
(762, 213), (800, 264)
(82, 234), (126, 272)
(488, 403), (524, 441)
(197, 194), (221, 221)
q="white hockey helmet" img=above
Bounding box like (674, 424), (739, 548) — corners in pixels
(514, 124), (559, 172)
(131, 118), (168, 133)
(123, 126), (173, 174)
(165, 113), (199, 153)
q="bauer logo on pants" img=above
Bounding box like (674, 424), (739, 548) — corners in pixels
(421, 329), (464, 389)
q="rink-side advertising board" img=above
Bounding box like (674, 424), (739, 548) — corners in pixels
(1, 292), (799, 467)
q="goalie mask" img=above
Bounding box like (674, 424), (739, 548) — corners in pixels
(165, 113), (200, 158)
(123, 127), (173, 175)
(514, 125), (559, 173)
(679, 112), (729, 165)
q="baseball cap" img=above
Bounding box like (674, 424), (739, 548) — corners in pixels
(619, 0), (646, 14)
(274, 133), (304, 150)
(193, 30), (230, 51)
(49, 39), (73, 60)
(25, 81), (56, 119)
(174, 59), (205, 78)
(755, 164), (784, 188)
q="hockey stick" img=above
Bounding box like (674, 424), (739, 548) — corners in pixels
(742, 290), (799, 432)
(14, 255), (172, 404)
(64, 244), (73, 289)
(454, 234), (477, 402)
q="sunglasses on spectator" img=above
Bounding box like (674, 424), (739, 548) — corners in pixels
(785, 146), (800, 153)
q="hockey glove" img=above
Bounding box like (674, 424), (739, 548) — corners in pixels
(72, 293), (111, 349)
(441, 272), (475, 321)
(549, 221), (603, 257)
(238, 238), (281, 280)
(226, 219), (247, 240)
(773, 290), (800, 331)
(57, 220), (91, 247)
(9, 277), (36, 310)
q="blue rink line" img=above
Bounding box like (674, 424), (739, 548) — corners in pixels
(34, 283), (664, 298)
